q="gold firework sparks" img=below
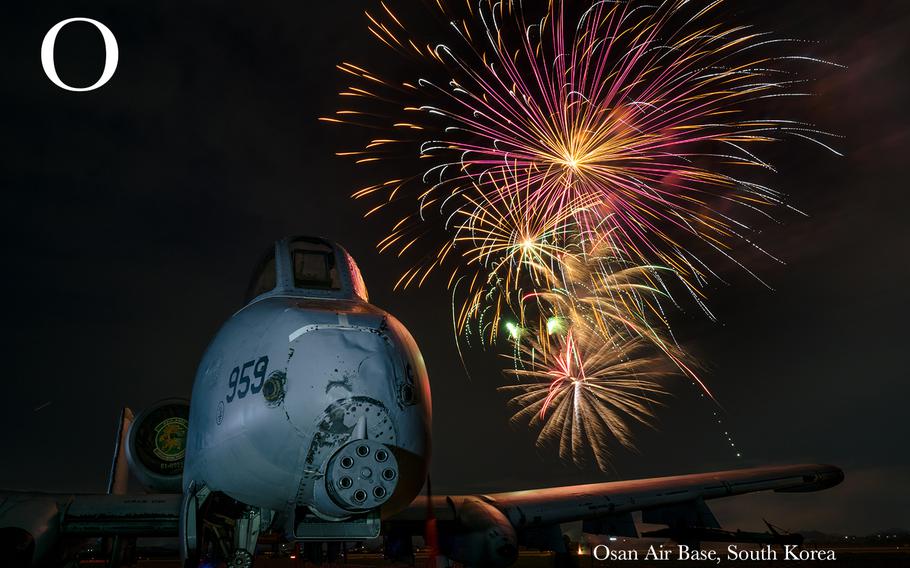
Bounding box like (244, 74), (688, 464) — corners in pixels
(500, 320), (679, 472)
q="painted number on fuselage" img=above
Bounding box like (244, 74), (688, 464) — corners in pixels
(226, 356), (269, 403)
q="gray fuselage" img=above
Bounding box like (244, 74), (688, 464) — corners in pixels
(183, 237), (431, 534)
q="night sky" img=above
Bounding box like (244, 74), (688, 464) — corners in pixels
(1, 1), (907, 535)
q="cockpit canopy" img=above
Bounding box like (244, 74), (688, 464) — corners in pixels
(244, 236), (368, 304)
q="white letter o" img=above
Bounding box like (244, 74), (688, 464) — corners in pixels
(41, 18), (118, 92)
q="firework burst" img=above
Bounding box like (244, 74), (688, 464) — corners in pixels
(500, 320), (678, 472)
(326, 0), (841, 302)
(326, 0), (838, 469)
(518, 239), (707, 391)
(448, 167), (597, 342)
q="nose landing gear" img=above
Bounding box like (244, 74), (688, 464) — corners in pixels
(180, 484), (269, 568)
(226, 507), (264, 567)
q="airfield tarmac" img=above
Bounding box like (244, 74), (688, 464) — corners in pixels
(80, 545), (910, 567)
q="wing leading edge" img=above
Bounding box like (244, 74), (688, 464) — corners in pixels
(392, 463), (843, 527)
(483, 463), (843, 528)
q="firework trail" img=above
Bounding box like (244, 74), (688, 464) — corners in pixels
(325, 0), (838, 469)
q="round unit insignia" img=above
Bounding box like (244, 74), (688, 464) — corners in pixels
(152, 416), (188, 462)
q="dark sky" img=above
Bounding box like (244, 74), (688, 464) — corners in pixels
(1, 1), (907, 535)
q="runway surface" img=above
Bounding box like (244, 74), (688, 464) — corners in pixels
(77, 545), (910, 567)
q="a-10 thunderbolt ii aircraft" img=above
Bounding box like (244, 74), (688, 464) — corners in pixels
(0, 236), (843, 567)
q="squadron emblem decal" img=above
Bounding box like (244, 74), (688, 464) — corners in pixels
(153, 417), (188, 462)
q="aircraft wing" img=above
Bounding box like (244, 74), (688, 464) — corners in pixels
(388, 463), (843, 564)
(58, 493), (181, 536)
(0, 491), (181, 537)
(480, 463), (842, 527)
(395, 463), (843, 524)
(0, 491), (181, 565)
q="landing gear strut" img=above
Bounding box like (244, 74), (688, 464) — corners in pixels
(181, 483), (270, 567)
(227, 507), (264, 567)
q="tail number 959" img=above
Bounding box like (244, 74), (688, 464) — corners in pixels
(226, 356), (269, 403)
